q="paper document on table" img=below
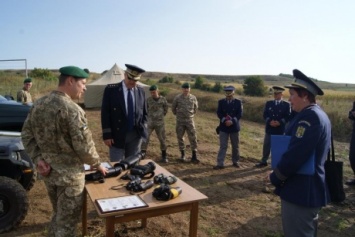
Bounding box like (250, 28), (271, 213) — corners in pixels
(84, 162), (112, 171)
(96, 195), (148, 213)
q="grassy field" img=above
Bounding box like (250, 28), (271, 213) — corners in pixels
(1, 69), (355, 236)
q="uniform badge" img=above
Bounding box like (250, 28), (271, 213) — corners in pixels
(295, 126), (306, 138)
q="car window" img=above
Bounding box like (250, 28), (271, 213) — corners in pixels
(0, 95), (7, 102)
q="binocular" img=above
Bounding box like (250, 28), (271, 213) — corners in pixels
(153, 173), (177, 185)
(126, 177), (154, 192)
(85, 152), (145, 183)
(130, 161), (156, 179)
(152, 184), (182, 201)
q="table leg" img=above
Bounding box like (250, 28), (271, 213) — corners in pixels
(141, 218), (147, 227)
(106, 216), (115, 237)
(189, 202), (199, 237)
(82, 189), (87, 237)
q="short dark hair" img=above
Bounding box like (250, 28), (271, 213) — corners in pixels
(294, 88), (316, 103)
(58, 74), (83, 86)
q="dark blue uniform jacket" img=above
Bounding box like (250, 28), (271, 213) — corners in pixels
(217, 98), (242, 133)
(101, 82), (147, 149)
(263, 100), (291, 135)
(270, 104), (331, 207)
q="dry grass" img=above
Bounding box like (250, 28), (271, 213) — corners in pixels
(1, 72), (355, 236)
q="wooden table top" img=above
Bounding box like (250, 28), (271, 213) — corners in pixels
(85, 159), (208, 218)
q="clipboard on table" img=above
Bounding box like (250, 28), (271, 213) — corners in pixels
(271, 135), (315, 175)
(95, 195), (148, 213)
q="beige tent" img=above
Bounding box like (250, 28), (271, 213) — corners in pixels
(84, 64), (149, 108)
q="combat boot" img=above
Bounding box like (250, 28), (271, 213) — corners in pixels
(160, 150), (168, 163)
(191, 151), (200, 164)
(180, 150), (186, 162)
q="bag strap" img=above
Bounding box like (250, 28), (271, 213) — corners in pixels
(327, 133), (335, 162)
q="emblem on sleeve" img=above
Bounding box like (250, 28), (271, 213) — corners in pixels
(295, 126), (306, 138)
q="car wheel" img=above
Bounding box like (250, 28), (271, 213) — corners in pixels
(0, 176), (29, 233)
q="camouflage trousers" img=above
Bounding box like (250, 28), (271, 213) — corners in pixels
(176, 119), (197, 151)
(141, 120), (167, 151)
(44, 178), (85, 237)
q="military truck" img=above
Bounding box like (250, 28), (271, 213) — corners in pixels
(0, 131), (36, 233)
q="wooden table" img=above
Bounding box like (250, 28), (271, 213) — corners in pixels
(82, 159), (208, 237)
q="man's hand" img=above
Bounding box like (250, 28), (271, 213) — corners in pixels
(37, 160), (51, 177)
(97, 164), (108, 176)
(269, 120), (280, 127)
(225, 120), (233, 127)
(104, 139), (114, 147)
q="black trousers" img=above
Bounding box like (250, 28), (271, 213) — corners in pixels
(349, 130), (355, 175)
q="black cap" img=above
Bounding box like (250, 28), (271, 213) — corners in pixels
(272, 86), (285, 93)
(125, 64), (145, 80)
(223, 85), (235, 91)
(284, 69), (324, 96)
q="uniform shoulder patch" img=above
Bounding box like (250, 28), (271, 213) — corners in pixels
(295, 126), (306, 138)
(298, 120), (311, 127)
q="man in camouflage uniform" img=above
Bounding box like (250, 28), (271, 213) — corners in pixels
(172, 82), (199, 163)
(17, 77), (33, 103)
(141, 85), (169, 162)
(22, 66), (107, 237)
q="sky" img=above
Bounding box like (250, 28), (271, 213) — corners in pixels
(1, 0), (354, 84)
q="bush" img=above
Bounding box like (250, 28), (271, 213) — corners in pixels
(194, 76), (205, 89)
(212, 82), (223, 93)
(29, 68), (57, 81)
(243, 76), (268, 96)
(159, 75), (174, 83)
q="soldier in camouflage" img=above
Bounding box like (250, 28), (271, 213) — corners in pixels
(141, 85), (169, 162)
(22, 66), (107, 237)
(17, 77), (33, 103)
(172, 82), (200, 163)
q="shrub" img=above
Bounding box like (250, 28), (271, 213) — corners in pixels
(243, 76), (268, 96)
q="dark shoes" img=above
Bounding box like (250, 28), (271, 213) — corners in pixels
(255, 162), (268, 168)
(345, 179), (355, 186)
(191, 158), (200, 164)
(233, 162), (240, 168)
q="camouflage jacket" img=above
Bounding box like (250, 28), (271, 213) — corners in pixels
(147, 96), (168, 122)
(172, 93), (198, 120)
(22, 90), (101, 186)
(17, 89), (32, 103)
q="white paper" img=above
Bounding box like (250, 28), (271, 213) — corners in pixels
(84, 162), (112, 171)
(96, 195), (147, 212)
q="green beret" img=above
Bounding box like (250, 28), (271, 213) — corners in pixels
(181, 82), (190, 88)
(23, 78), (32, 83)
(59, 66), (89, 78)
(149, 85), (158, 91)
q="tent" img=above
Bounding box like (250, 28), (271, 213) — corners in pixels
(84, 64), (149, 108)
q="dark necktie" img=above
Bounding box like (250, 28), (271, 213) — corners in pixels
(127, 89), (134, 131)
